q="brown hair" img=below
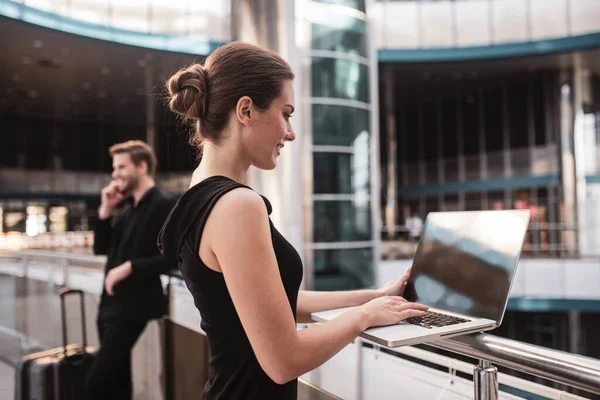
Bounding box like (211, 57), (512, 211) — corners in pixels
(108, 140), (157, 177)
(165, 42), (294, 151)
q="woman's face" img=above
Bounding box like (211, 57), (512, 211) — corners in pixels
(246, 80), (296, 170)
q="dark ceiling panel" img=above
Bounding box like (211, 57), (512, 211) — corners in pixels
(0, 16), (203, 124)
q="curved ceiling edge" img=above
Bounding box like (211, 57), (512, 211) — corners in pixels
(378, 32), (600, 63)
(0, 1), (226, 55)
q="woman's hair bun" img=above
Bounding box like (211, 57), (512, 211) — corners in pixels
(166, 64), (209, 120)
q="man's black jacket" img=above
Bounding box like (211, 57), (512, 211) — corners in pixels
(93, 187), (176, 322)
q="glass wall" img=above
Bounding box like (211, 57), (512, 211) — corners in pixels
(379, 67), (578, 259)
(583, 111), (600, 176)
(308, 0), (373, 290)
(7, 0), (230, 38)
(312, 0), (366, 13)
(3, 0), (229, 53)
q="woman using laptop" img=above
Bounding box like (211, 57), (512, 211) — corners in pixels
(158, 42), (428, 400)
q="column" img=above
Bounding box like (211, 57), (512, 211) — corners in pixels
(384, 67), (397, 240)
(230, 0), (306, 284)
(303, 0), (376, 290)
(143, 53), (156, 150)
(558, 66), (578, 256)
(572, 53), (592, 256)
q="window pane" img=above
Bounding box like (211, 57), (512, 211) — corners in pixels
(465, 192), (482, 211)
(533, 77), (547, 146)
(311, 17), (367, 57)
(314, 152), (370, 194)
(312, 104), (370, 146)
(484, 87), (504, 152)
(404, 103), (419, 163)
(311, 58), (369, 103)
(508, 81), (528, 149)
(111, 2), (150, 32)
(312, 0), (365, 12)
(314, 200), (371, 242)
(463, 92), (480, 156)
(441, 97), (457, 157)
(314, 248), (373, 291)
(443, 193), (460, 211)
(423, 100), (437, 160)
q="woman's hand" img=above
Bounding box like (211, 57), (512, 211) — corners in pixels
(377, 267), (411, 298)
(358, 296), (427, 329)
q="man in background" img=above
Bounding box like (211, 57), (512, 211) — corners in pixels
(85, 140), (175, 400)
(406, 211), (424, 243)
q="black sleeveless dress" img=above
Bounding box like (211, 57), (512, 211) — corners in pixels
(158, 176), (303, 399)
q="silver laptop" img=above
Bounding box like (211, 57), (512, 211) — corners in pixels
(311, 210), (531, 348)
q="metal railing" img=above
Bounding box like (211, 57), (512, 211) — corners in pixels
(2, 250), (600, 399)
(433, 334), (600, 397)
(381, 222), (600, 259)
(0, 250), (339, 400)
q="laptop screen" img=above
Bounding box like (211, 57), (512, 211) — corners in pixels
(403, 210), (530, 323)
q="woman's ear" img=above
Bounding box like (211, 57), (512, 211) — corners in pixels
(235, 96), (254, 126)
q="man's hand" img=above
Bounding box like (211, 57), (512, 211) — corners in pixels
(377, 267), (411, 298)
(99, 181), (126, 219)
(105, 261), (133, 295)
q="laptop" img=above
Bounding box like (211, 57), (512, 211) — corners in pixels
(311, 209), (531, 348)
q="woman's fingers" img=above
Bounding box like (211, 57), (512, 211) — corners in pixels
(397, 302), (428, 312)
(398, 309), (427, 321)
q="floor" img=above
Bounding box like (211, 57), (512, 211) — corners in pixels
(0, 361), (14, 400)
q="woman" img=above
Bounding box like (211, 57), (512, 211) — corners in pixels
(158, 42), (427, 399)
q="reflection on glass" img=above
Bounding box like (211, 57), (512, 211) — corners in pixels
(314, 247), (373, 291)
(404, 210), (530, 321)
(313, 201), (371, 242)
(311, 17), (367, 57)
(111, 2), (150, 32)
(312, 104), (369, 146)
(311, 0), (366, 12)
(20, 0), (230, 37)
(314, 153), (353, 194)
(352, 130), (370, 205)
(312, 58), (369, 102)
(583, 113), (600, 174)
(313, 150), (370, 194)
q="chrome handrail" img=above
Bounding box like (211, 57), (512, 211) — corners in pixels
(0, 249), (106, 266)
(1, 250), (600, 397)
(433, 334), (600, 395)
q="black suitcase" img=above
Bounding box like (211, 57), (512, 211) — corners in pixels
(15, 288), (97, 400)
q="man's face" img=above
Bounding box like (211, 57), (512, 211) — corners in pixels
(111, 153), (141, 195)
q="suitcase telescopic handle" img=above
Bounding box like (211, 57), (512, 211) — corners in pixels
(59, 288), (88, 358)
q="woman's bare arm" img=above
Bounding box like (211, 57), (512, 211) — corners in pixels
(203, 188), (427, 384)
(296, 290), (379, 323)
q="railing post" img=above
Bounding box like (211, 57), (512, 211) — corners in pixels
(61, 258), (70, 287)
(17, 255), (31, 352)
(164, 276), (174, 400)
(355, 338), (363, 400)
(474, 360), (498, 400)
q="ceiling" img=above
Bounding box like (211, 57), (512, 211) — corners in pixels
(382, 46), (600, 83)
(0, 16), (204, 124)
(3, 14), (600, 124)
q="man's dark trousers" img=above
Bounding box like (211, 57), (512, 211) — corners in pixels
(85, 187), (175, 399)
(85, 318), (147, 400)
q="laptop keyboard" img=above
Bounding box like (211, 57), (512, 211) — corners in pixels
(405, 311), (470, 329)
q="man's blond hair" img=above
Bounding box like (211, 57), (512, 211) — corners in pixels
(109, 140), (157, 177)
